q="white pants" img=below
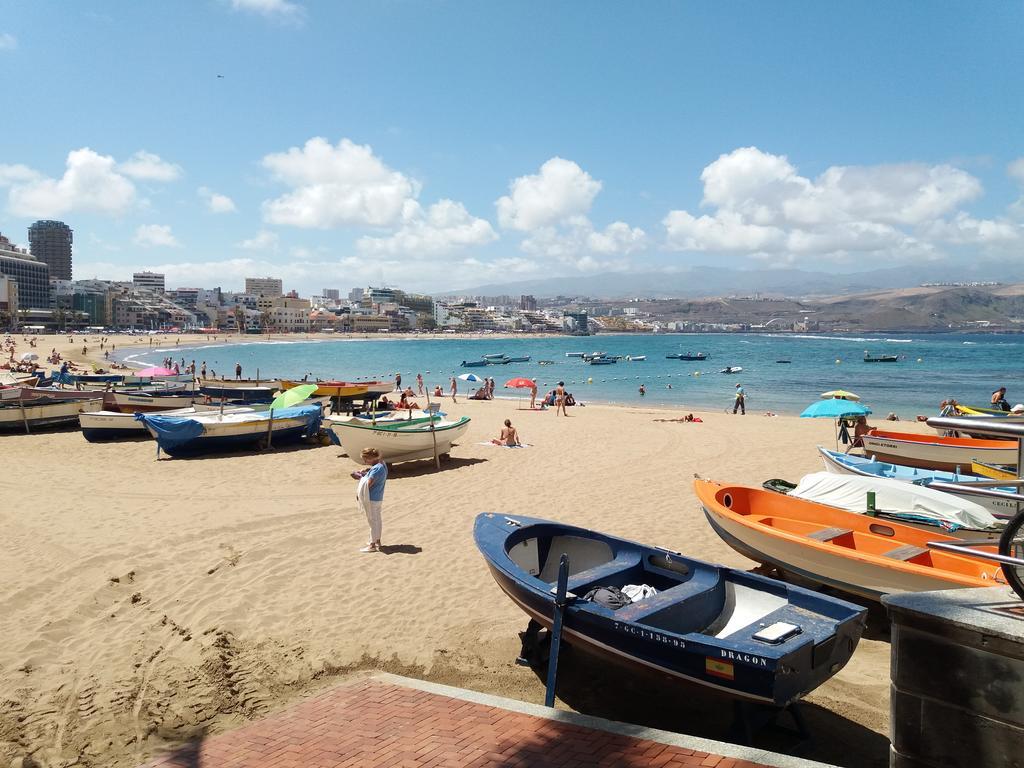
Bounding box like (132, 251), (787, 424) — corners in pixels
(356, 477), (383, 542)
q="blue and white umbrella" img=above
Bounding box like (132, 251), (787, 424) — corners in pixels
(458, 373), (483, 382)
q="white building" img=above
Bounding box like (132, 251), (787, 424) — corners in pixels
(245, 277), (283, 297)
(133, 271), (166, 293)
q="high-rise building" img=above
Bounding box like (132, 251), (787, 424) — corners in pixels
(133, 271), (166, 293)
(245, 277), (283, 297)
(0, 233), (51, 309)
(348, 287), (365, 302)
(323, 288), (340, 300)
(520, 294), (537, 311)
(28, 220), (73, 280)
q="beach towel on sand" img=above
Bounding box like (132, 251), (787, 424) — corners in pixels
(479, 441), (530, 448)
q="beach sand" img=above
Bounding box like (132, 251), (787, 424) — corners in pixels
(1, 332), (899, 767)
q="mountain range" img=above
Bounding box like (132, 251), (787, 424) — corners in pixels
(445, 261), (1024, 299)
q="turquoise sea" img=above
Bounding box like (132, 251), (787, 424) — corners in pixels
(119, 333), (1024, 417)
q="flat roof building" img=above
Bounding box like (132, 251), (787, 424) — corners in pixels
(28, 220), (73, 281)
(0, 233), (51, 310)
(133, 271), (166, 293)
(245, 277), (283, 297)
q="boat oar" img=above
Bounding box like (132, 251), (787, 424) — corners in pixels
(545, 553), (570, 708)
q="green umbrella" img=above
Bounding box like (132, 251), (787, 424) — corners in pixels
(271, 383), (317, 410)
(265, 384), (318, 449)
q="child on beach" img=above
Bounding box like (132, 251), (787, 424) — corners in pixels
(352, 447), (387, 553)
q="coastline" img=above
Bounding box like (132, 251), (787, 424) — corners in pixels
(0, 389), (901, 768)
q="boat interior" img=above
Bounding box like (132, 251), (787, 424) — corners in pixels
(506, 532), (800, 640)
(714, 486), (1001, 580)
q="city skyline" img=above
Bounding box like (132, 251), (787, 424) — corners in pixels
(0, 2), (1022, 295)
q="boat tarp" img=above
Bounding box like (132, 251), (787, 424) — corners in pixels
(136, 404), (322, 450)
(790, 472), (998, 531)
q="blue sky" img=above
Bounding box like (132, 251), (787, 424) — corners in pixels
(1, 1), (1022, 294)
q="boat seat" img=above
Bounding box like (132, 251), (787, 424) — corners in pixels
(614, 570), (722, 625)
(562, 551), (642, 593)
(807, 527), (852, 542)
(884, 545), (929, 561)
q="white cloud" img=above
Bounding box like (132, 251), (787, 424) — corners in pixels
(198, 186), (237, 213)
(522, 216), (645, 264)
(118, 150), (182, 182)
(0, 33), (16, 51)
(664, 146), (1018, 263)
(134, 224), (180, 248)
(236, 230), (280, 251)
(357, 199), (496, 256)
(1009, 158), (1024, 184)
(261, 137), (417, 228)
(2, 148), (137, 217)
(229, 0), (304, 21)
(496, 158), (602, 231)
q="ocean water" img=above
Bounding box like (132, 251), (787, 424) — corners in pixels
(120, 332), (1024, 417)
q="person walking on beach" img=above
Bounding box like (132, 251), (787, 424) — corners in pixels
(529, 381), (537, 409)
(351, 447), (387, 553)
(639, 384), (646, 397)
(450, 376), (458, 403)
(235, 362), (242, 380)
(555, 381), (568, 416)
(395, 372), (402, 391)
(733, 383), (746, 415)
(416, 373), (424, 395)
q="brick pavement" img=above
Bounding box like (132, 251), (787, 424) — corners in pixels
(139, 676), (781, 768)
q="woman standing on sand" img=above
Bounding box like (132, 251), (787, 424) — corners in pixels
(416, 373), (424, 395)
(555, 381), (567, 416)
(450, 376), (458, 403)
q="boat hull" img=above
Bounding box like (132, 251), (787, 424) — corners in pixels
(861, 430), (1018, 473)
(475, 514), (865, 707)
(330, 417), (470, 464)
(280, 380), (368, 398)
(695, 481), (1002, 601)
(0, 398), (104, 430)
(108, 392), (200, 412)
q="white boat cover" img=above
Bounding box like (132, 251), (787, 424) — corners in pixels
(790, 472), (999, 531)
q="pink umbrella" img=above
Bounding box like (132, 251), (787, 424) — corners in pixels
(135, 366), (178, 377)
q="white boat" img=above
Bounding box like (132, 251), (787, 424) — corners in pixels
(0, 397), (104, 431)
(626, 355), (646, 361)
(565, 352), (584, 358)
(780, 472), (1002, 538)
(330, 416), (471, 465)
(860, 429), (1018, 472)
(79, 404), (259, 441)
(818, 446), (1022, 520)
(136, 404), (323, 457)
(107, 390), (201, 412)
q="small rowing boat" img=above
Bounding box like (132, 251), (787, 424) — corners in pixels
(863, 353), (899, 363)
(0, 395), (104, 431)
(695, 478), (1004, 600)
(329, 415), (470, 464)
(667, 353), (708, 361)
(280, 380), (368, 398)
(474, 513), (865, 707)
(860, 428), (1018, 473)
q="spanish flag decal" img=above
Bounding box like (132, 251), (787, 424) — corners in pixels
(705, 657), (734, 680)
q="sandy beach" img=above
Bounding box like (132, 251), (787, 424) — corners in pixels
(1, 332), (897, 767)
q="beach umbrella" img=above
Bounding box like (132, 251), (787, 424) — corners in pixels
(135, 366), (177, 377)
(458, 373), (483, 382)
(801, 398), (872, 449)
(19, 352), (38, 362)
(505, 376), (537, 409)
(820, 389), (861, 401)
(800, 399), (871, 419)
(270, 383), (317, 410)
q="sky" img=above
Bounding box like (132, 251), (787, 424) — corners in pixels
(0, 0), (1022, 295)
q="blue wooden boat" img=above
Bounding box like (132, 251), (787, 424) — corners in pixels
(199, 384), (277, 403)
(136, 404), (322, 457)
(474, 513), (866, 707)
(504, 355), (531, 363)
(666, 352), (708, 361)
(817, 447), (1020, 520)
(461, 359), (489, 368)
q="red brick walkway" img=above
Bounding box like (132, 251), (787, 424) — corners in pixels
(140, 677), (773, 768)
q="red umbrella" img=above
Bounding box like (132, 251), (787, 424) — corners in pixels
(504, 377), (536, 389)
(505, 377), (537, 410)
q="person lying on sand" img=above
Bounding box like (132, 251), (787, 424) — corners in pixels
(654, 413), (701, 423)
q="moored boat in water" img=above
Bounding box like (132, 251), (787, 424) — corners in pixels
(695, 478), (1005, 600)
(474, 513), (866, 707)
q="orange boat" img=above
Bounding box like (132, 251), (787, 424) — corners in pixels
(694, 478), (1004, 601)
(859, 428), (1018, 473)
(280, 380), (369, 398)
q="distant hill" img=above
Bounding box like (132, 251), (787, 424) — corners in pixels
(443, 261), (1024, 300)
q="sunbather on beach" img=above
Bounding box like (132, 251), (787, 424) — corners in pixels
(491, 419), (521, 446)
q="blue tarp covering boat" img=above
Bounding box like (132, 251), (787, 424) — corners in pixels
(474, 513), (866, 707)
